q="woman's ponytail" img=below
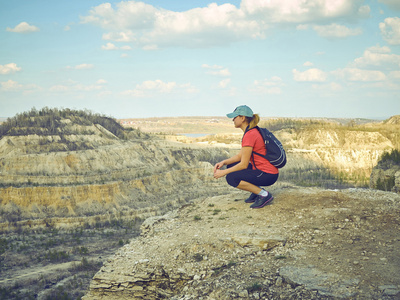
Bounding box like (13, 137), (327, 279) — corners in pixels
(246, 114), (260, 129)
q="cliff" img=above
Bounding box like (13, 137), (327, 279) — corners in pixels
(83, 183), (400, 299)
(2, 111), (400, 299)
(370, 149), (400, 193)
(0, 109), (232, 228)
(192, 119), (398, 182)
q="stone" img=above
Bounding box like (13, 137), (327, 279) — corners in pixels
(379, 285), (400, 296)
(280, 266), (359, 298)
(231, 235), (286, 250)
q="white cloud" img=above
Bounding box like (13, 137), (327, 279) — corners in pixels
(121, 79), (197, 97)
(240, 0), (369, 23)
(219, 78), (231, 88)
(389, 71), (400, 79)
(0, 79), (40, 93)
(181, 83), (199, 94)
(353, 45), (400, 70)
(97, 79), (107, 84)
(0, 63), (22, 75)
(6, 22), (39, 33)
(333, 68), (386, 82)
(103, 32), (134, 42)
(66, 64), (94, 70)
(251, 76), (284, 94)
(101, 43), (132, 51)
(102, 42), (119, 50)
(312, 23), (362, 38)
(379, 17), (400, 45)
(303, 61), (314, 67)
(81, 0), (370, 49)
(1, 79), (23, 91)
(293, 68), (327, 82)
(202, 64), (231, 76)
(208, 68), (231, 77)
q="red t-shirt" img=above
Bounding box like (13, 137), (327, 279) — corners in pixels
(242, 128), (279, 174)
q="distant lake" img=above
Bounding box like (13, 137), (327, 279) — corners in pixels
(179, 133), (210, 138)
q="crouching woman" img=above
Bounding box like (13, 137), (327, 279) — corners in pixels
(213, 105), (279, 208)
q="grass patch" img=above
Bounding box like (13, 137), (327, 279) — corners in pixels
(193, 215), (202, 221)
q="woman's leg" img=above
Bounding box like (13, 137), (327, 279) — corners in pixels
(226, 169), (278, 190)
(236, 180), (262, 194)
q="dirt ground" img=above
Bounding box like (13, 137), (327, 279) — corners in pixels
(84, 181), (400, 299)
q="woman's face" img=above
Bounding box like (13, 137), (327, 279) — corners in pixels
(233, 115), (245, 128)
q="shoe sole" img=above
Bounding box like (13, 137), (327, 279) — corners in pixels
(245, 198), (256, 203)
(244, 193), (257, 203)
(251, 195), (274, 209)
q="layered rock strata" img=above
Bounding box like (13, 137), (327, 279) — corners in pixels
(0, 123), (233, 229)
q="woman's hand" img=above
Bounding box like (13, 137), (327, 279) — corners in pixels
(213, 161), (224, 174)
(213, 168), (226, 179)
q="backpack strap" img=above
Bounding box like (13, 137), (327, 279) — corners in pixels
(242, 126), (262, 171)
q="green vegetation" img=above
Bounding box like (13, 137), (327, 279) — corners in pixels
(0, 218), (141, 300)
(212, 261), (237, 276)
(0, 107), (153, 154)
(193, 253), (204, 262)
(375, 176), (396, 192)
(278, 164), (368, 189)
(259, 117), (399, 189)
(212, 209), (221, 215)
(0, 107), (126, 138)
(246, 282), (262, 293)
(374, 149), (400, 191)
(260, 118), (329, 132)
(378, 149), (400, 166)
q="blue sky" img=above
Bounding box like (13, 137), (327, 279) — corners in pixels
(1, 0), (399, 119)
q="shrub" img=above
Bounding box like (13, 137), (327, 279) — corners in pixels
(0, 107), (132, 140)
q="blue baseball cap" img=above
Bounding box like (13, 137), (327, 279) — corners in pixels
(226, 105), (254, 118)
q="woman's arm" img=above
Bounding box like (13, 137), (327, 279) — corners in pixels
(213, 150), (241, 173)
(214, 147), (252, 179)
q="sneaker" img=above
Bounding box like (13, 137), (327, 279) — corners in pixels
(245, 193), (258, 203)
(250, 192), (274, 209)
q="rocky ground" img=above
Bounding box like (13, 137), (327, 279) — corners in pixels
(83, 181), (400, 299)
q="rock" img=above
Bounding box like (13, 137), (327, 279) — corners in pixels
(379, 285), (400, 296)
(275, 276), (283, 286)
(279, 266), (359, 298)
(83, 186), (400, 300)
(238, 290), (249, 297)
(231, 235), (286, 250)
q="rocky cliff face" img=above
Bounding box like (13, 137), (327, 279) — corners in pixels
(2, 112), (399, 299)
(0, 111), (236, 299)
(83, 183), (400, 300)
(0, 114), (233, 230)
(192, 121), (398, 180)
(271, 127), (394, 177)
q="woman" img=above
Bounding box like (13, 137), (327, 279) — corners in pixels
(213, 105), (279, 208)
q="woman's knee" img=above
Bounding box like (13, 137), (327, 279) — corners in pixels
(226, 173), (239, 187)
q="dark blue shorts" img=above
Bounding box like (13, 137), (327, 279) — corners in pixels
(226, 163), (279, 188)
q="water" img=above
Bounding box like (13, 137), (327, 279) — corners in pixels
(179, 133), (210, 138)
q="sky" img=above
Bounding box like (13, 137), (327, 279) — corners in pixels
(1, 0), (399, 119)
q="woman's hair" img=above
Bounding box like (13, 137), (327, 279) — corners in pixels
(245, 114), (260, 129)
